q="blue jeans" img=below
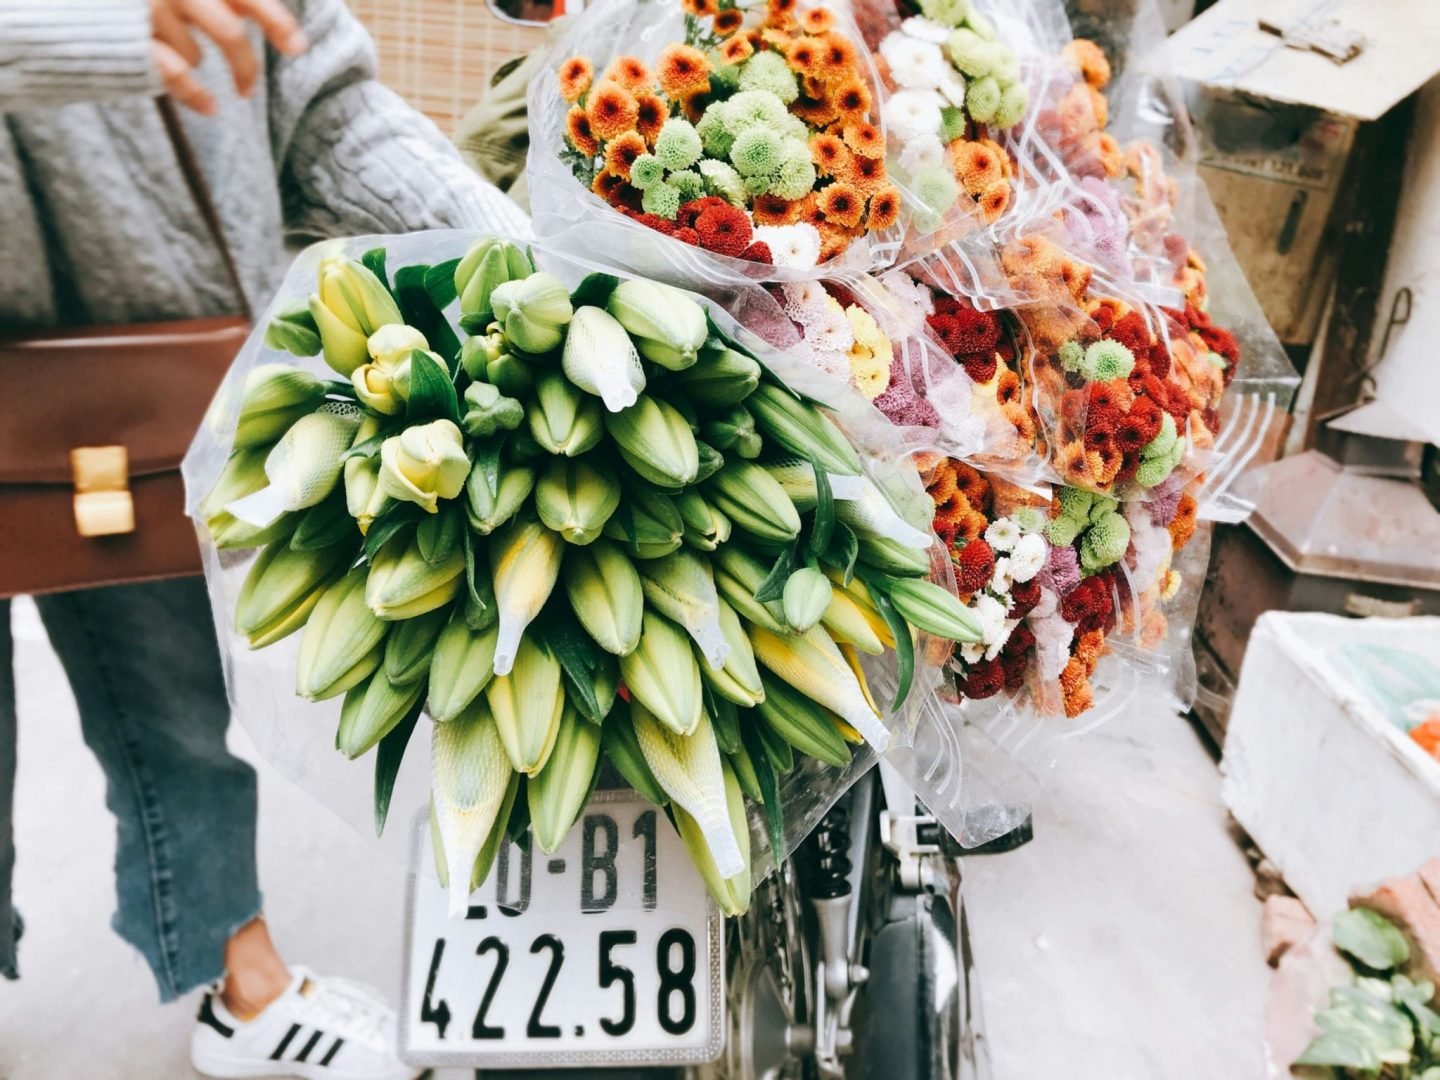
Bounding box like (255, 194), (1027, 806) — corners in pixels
(0, 577), (261, 1001)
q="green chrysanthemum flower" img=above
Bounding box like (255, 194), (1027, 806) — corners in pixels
(911, 205), (944, 235)
(655, 118), (704, 172)
(670, 169), (706, 201)
(698, 159), (745, 204)
(1079, 511), (1130, 573)
(966, 75), (1002, 125)
(915, 167), (959, 213)
(709, 51), (743, 91)
(697, 106), (736, 159)
(721, 90), (789, 134)
(1043, 514), (1083, 548)
(1079, 339), (1136, 383)
(940, 104), (969, 143)
(630, 153), (665, 190)
(1058, 340), (1085, 373)
(1135, 456), (1175, 489)
(1141, 412), (1178, 461)
(1056, 485), (1094, 522)
(738, 49), (799, 104)
(731, 126), (783, 178)
(919, 0), (971, 29)
(772, 153), (817, 200)
(964, 10), (997, 40)
(947, 29), (995, 77)
(641, 180), (682, 220)
(994, 82), (1029, 129)
(742, 173), (773, 198)
(1088, 492), (1119, 525)
(1012, 507), (1048, 533)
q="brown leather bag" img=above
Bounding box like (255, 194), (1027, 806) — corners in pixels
(0, 99), (249, 598)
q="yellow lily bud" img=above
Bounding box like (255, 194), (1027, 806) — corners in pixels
(377, 420), (469, 514)
(350, 325), (432, 415)
(308, 255), (404, 376)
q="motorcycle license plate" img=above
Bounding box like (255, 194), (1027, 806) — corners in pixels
(400, 791), (724, 1069)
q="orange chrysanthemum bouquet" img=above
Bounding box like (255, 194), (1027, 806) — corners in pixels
(531, 0), (906, 282)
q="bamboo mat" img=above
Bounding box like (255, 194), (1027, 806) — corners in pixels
(351, 0), (548, 132)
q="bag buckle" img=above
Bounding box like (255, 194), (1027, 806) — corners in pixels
(71, 446), (135, 537)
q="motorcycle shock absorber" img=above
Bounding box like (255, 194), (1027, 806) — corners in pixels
(804, 804), (854, 900)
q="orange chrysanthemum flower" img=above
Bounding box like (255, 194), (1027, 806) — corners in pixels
(977, 180), (1011, 223)
(831, 78), (871, 121)
(634, 92), (668, 144)
(785, 35), (824, 78)
(996, 368), (1021, 406)
(683, 0), (719, 14)
(951, 139), (1005, 194)
(752, 193), (800, 225)
(720, 35), (754, 64)
(818, 32), (859, 82)
(842, 122), (884, 158)
(565, 106), (600, 156)
(605, 131), (648, 179)
(658, 43), (711, 95)
(817, 225), (852, 263)
(586, 83), (639, 140)
(760, 27), (793, 51)
(602, 56), (652, 92)
(800, 7), (834, 33)
(678, 86), (713, 122)
(765, 0), (797, 29)
(592, 169), (627, 203)
(1063, 38), (1112, 91)
(844, 152), (886, 194)
(558, 57), (594, 103)
(794, 193), (825, 228)
(864, 185), (900, 231)
(714, 8), (745, 36)
(808, 133), (850, 176)
(792, 91), (838, 126)
(818, 183), (863, 228)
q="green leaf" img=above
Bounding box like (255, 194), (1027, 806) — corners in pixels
(374, 695), (424, 837)
(741, 722), (785, 864)
(808, 454), (835, 557)
(424, 259), (462, 310)
(264, 301), (321, 356)
(394, 264), (462, 369)
(570, 272), (621, 309)
(416, 504), (462, 566)
(459, 312), (491, 335)
(363, 506), (421, 563)
(754, 543), (797, 604)
(1313, 986), (1415, 1066)
(861, 572), (913, 709)
(472, 437), (505, 501)
(1393, 975), (1440, 1041)
(709, 692), (740, 754)
(753, 712), (793, 775)
(1293, 1031), (1379, 1070)
(694, 442), (724, 483)
(289, 492), (355, 551)
(822, 522), (860, 586)
(1335, 908), (1412, 971)
(531, 603), (607, 724)
(462, 534), (486, 616)
(361, 247), (391, 293)
(505, 782), (532, 851)
(405, 349), (462, 426)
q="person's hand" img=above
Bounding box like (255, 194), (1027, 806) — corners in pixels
(151, 0), (310, 115)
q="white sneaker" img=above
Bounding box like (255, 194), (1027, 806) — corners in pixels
(190, 966), (420, 1080)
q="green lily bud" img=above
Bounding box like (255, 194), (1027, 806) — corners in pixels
(336, 670), (425, 759)
(227, 405), (363, 528)
(235, 538), (351, 648)
(351, 325), (430, 415)
(455, 237), (534, 320)
(783, 567), (832, 633)
(263, 300), (322, 358)
(427, 610), (500, 722)
(295, 566), (388, 701)
(673, 761), (751, 916)
(366, 529), (466, 621)
(201, 448), (292, 549)
(233, 363), (325, 450)
(528, 370), (604, 457)
(528, 703), (602, 854)
(308, 255), (405, 376)
(535, 458), (621, 545)
(460, 330), (505, 381)
(465, 461), (536, 535)
(383, 605), (448, 686)
(486, 351), (534, 398)
(490, 272), (572, 355)
(378, 420), (470, 515)
(461, 382), (524, 438)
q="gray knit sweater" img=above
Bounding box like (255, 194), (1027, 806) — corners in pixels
(0, 0), (531, 329)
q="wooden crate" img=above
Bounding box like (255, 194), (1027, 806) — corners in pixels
(351, 0), (549, 133)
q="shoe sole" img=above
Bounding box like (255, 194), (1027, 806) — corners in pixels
(191, 1046), (423, 1080)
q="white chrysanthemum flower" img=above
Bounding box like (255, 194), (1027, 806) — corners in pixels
(898, 135), (946, 177)
(781, 279), (829, 322)
(1031, 612), (1074, 680)
(882, 89), (945, 146)
(937, 67), (969, 108)
(1009, 532), (1047, 583)
(985, 517), (1021, 552)
(990, 556), (1013, 595)
(879, 33), (948, 90)
(985, 619), (1018, 661)
(901, 15), (952, 43)
(810, 345), (851, 381)
(809, 298), (855, 354)
(755, 224), (822, 269)
(960, 641), (985, 665)
(880, 269), (935, 316)
(973, 592), (1009, 646)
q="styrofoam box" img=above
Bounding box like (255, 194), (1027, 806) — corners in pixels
(1221, 611), (1440, 916)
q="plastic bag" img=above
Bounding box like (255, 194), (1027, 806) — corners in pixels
(181, 229), (952, 882)
(527, 0), (904, 292)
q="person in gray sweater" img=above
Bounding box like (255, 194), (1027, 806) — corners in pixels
(0, 1), (528, 1076)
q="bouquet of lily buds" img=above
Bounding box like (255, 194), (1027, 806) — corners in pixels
(198, 235), (987, 915)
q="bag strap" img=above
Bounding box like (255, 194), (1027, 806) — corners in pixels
(155, 96), (252, 322)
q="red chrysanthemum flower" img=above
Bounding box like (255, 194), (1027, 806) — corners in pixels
(955, 539), (995, 593)
(676, 195), (729, 229)
(1114, 410), (1151, 453)
(673, 226), (700, 246)
(631, 211), (677, 236)
(1008, 580), (1042, 620)
(960, 657), (1005, 699)
(1198, 324), (1240, 365)
(962, 353), (998, 383)
(695, 202), (753, 257)
(741, 241), (773, 264)
(1002, 651), (1029, 692)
